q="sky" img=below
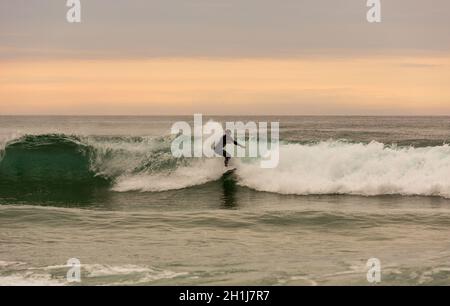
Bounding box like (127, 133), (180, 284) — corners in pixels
(1, 0), (449, 115)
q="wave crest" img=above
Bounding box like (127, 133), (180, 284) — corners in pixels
(2, 135), (450, 198)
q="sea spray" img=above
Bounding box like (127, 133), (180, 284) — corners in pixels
(236, 140), (450, 198)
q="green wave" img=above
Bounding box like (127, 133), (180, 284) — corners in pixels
(0, 134), (116, 204)
(0, 134), (108, 185)
(0, 133), (185, 204)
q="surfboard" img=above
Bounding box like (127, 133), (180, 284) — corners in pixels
(223, 167), (237, 176)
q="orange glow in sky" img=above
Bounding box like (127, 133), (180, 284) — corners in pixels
(1, 55), (450, 115)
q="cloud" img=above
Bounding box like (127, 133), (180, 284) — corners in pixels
(1, 0), (450, 60)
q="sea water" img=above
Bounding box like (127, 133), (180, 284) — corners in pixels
(1, 116), (450, 285)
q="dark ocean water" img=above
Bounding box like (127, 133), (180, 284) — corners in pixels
(1, 116), (450, 285)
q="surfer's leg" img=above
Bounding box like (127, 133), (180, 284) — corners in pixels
(223, 150), (231, 167)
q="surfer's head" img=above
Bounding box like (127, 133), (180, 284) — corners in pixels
(225, 129), (232, 136)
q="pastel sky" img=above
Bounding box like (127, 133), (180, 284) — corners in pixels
(1, 0), (450, 115)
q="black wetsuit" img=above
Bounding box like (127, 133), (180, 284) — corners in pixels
(215, 134), (240, 167)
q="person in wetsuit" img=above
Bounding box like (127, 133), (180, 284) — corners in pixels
(214, 129), (245, 167)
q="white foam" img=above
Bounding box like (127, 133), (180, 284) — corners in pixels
(0, 272), (65, 286)
(86, 136), (170, 178)
(84, 264), (152, 277)
(112, 158), (224, 192)
(236, 141), (450, 198)
(0, 263), (187, 286)
(0, 261), (26, 268)
(0, 132), (23, 158)
(83, 264), (188, 285)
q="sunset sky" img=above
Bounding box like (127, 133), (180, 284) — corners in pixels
(1, 0), (450, 115)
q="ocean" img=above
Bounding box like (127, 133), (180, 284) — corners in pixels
(1, 116), (450, 285)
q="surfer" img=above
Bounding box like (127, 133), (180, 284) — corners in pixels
(214, 129), (245, 167)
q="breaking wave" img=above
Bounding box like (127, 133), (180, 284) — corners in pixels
(0, 134), (224, 193)
(236, 141), (450, 198)
(1, 134), (450, 198)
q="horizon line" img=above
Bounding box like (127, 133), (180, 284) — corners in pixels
(1, 114), (450, 117)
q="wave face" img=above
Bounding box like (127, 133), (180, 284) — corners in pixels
(0, 134), (224, 194)
(236, 141), (450, 198)
(84, 134), (225, 192)
(0, 134), (102, 184)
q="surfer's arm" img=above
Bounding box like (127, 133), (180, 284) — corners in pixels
(227, 135), (245, 148)
(233, 140), (246, 148)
